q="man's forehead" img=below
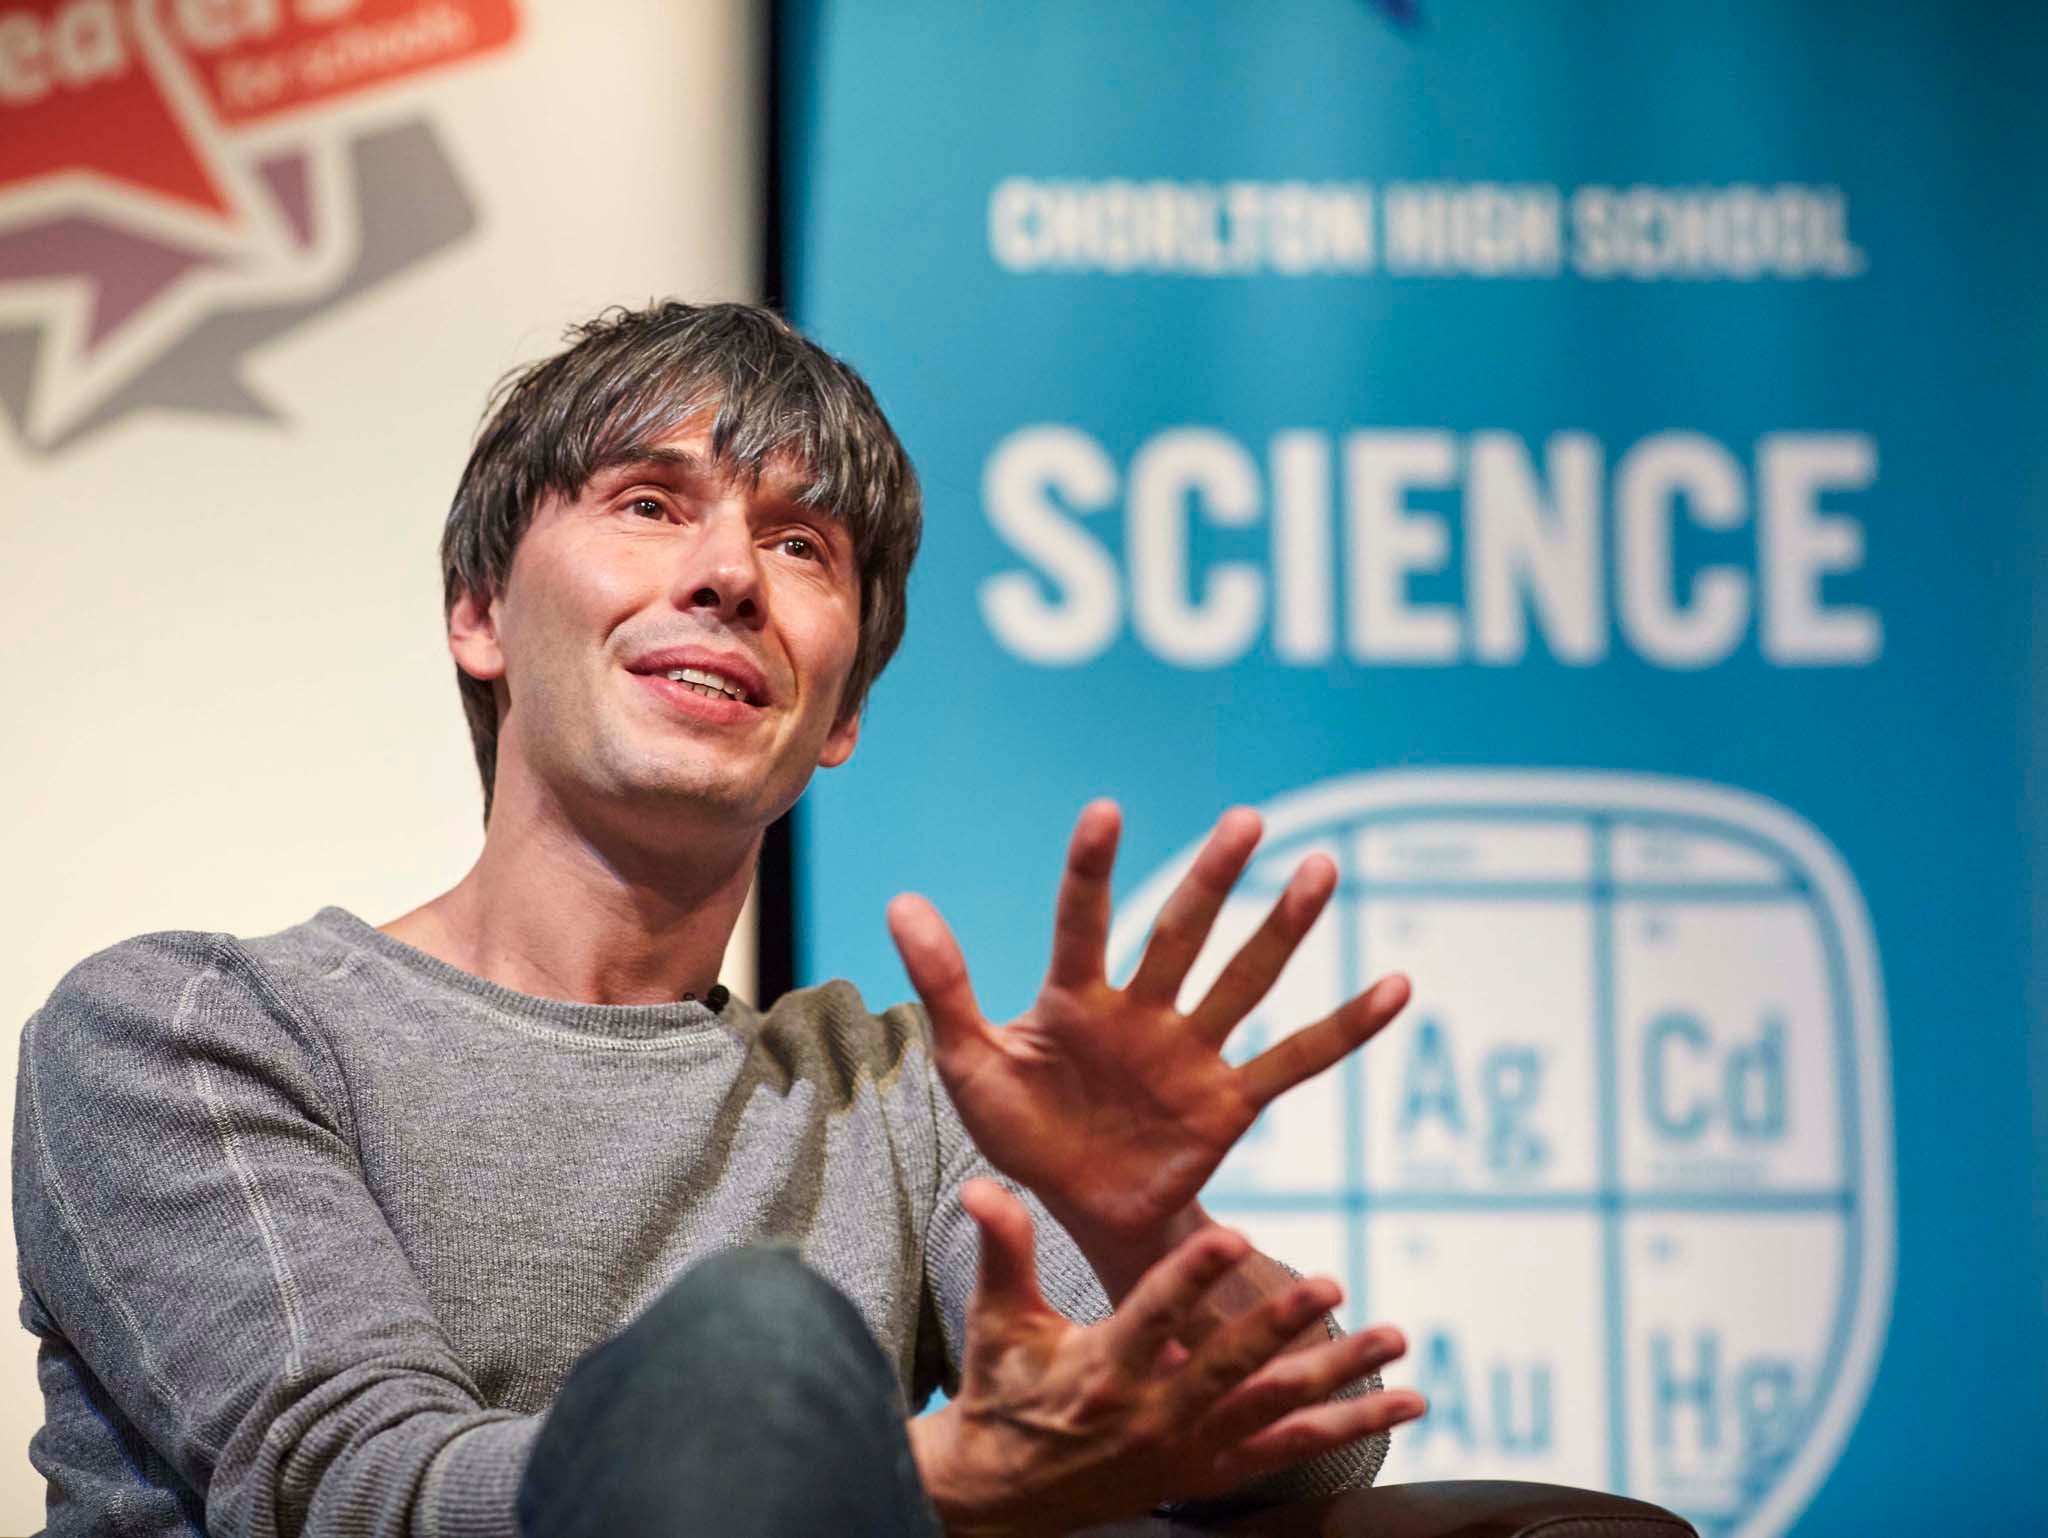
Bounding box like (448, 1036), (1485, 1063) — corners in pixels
(589, 429), (820, 503)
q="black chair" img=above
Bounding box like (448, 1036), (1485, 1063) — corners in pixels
(1079, 1480), (1697, 1537)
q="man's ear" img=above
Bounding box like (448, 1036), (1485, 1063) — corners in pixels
(818, 708), (861, 769)
(448, 588), (506, 683)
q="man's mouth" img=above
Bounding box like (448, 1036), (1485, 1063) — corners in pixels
(624, 648), (771, 708)
(658, 666), (751, 704)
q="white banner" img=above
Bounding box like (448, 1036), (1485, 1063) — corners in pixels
(0, 2), (763, 1521)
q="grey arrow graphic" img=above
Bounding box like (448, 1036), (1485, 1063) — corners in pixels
(1, 118), (478, 455)
(0, 217), (221, 347)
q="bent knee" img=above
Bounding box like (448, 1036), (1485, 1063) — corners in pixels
(640, 1246), (874, 1368)
(670, 1245), (849, 1319)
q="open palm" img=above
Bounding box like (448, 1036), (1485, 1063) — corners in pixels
(886, 801), (1410, 1252)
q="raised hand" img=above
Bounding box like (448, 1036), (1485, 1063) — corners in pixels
(887, 801), (1410, 1260)
(907, 1180), (1423, 1537)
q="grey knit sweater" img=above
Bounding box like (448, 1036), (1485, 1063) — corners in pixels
(13, 907), (1386, 1537)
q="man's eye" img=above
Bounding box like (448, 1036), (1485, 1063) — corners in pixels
(779, 536), (820, 561)
(628, 496), (667, 519)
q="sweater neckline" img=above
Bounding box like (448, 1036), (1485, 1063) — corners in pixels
(309, 906), (743, 1042)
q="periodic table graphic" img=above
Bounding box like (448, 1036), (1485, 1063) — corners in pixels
(1107, 771), (1894, 1538)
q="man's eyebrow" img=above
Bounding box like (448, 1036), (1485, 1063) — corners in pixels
(582, 444), (843, 528)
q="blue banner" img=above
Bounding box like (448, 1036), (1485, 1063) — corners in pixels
(783, 3), (2047, 1532)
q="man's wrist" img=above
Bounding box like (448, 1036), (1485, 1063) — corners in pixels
(1059, 1201), (1217, 1303)
(908, 1404), (1018, 1538)
(907, 1408), (961, 1528)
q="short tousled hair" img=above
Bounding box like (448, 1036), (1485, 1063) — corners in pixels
(440, 301), (923, 824)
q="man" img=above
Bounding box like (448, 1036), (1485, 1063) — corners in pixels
(14, 302), (1425, 1537)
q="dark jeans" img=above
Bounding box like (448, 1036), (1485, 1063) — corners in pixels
(517, 1247), (946, 1538)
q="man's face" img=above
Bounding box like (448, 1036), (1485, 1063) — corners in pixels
(457, 416), (863, 840)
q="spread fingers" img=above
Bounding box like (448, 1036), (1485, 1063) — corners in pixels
(1235, 973), (1411, 1107)
(1126, 809), (1262, 1009)
(1103, 1227), (1253, 1372)
(1194, 1326), (1408, 1450)
(1200, 1385), (1429, 1493)
(1164, 1277), (1342, 1419)
(1185, 854), (1338, 1048)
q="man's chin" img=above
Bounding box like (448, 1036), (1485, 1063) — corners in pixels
(613, 774), (794, 836)
(567, 742), (809, 841)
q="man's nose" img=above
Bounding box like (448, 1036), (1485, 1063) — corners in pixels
(670, 512), (764, 625)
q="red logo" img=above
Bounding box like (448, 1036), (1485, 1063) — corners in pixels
(0, 0), (518, 450)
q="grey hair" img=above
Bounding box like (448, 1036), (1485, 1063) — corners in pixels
(440, 301), (923, 824)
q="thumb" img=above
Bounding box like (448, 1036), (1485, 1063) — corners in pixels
(887, 893), (998, 1080)
(961, 1177), (1045, 1319)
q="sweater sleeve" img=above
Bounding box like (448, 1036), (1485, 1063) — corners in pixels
(915, 1011), (1388, 1507)
(13, 931), (538, 1538)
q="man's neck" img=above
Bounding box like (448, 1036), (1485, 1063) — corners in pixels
(382, 782), (759, 1007)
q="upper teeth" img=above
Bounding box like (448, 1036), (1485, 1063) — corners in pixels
(663, 667), (747, 701)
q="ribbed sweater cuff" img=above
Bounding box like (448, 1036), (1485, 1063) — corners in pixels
(420, 1416), (540, 1538)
